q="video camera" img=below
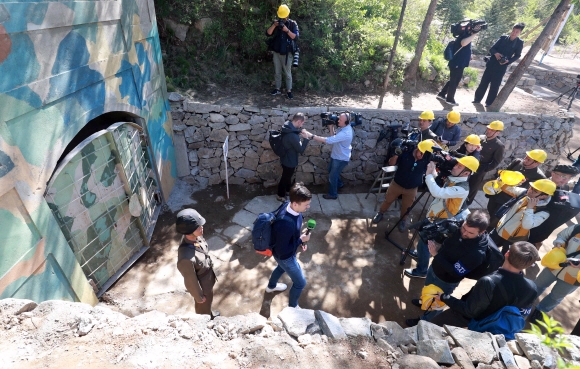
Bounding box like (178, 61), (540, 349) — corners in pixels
(410, 218), (463, 243)
(451, 19), (488, 37)
(390, 138), (418, 156)
(430, 147), (457, 171)
(320, 111), (363, 127)
(277, 19), (286, 28)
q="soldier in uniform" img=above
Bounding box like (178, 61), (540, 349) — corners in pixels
(175, 209), (219, 318)
(466, 121), (505, 206)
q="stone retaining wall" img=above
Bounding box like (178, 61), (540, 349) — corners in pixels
(170, 100), (575, 187)
(508, 64), (579, 89)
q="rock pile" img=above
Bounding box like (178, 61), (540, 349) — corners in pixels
(170, 99), (574, 188)
(3, 298), (580, 368)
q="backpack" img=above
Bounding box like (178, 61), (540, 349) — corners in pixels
(464, 236), (505, 280)
(444, 40), (464, 61)
(269, 130), (287, 157)
(467, 277), (525, 340)
(252, 202), (289, 256)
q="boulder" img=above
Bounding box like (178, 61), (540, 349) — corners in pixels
(372, 321), (415, 347)
(314, 310), (346, 340)
(277, 307), (317, 338)
(498, 346), (518, 369)
(417, 339), (455, 365)
(396, 354), (440, 369)
(418, 320), (447, 341)
(339, 317), (372, 338)
(515, 333), (550, 362)
(168, 92), (184, 102)
(445, 325), (495, 364)
(452, 347), (476, 369)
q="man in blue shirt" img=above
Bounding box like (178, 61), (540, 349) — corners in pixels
(266, 182), (312, 308)
(429, 111), (462, 148)
(302, 113), (353, 199)
(436, 24), (483, 106)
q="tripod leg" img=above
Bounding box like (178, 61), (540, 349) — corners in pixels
(399, 193), (431, 265)
(385, 191), (426, 243)
(567, 86), (579, 111)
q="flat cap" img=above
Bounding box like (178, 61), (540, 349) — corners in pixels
(176, 209), (206, 234)
(553, 164), (579, 175)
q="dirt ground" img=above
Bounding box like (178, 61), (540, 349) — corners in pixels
(105, 54), (580, 335)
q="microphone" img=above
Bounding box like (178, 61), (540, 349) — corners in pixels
(306, 219), (316, 234)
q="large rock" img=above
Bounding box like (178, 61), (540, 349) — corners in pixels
(498, 346), (518, 369)
(418, 319), (447, 341)
(277, 307), (318, 338)
(259, 150), (278, 163)
(314, 310), (346, 340)
(209, 129), (229, 142)
(164, 18), (189, 42)
(396, 354), (440, 369)
(515, 333), (550, 362)
(184, 101), (220, 113)
(339, 317), (372, 338)
(229, 123), (252, 132)
(446, 325), (495, 364)
(514, 355), (531, 369)
(452, 347), (476, 369)
(372, 321), (415, 346)
(0, 298), (38, 316)
(417, 339), (455, 365)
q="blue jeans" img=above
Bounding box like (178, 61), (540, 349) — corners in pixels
(421, 266), (459, 321)
(535, 267), (578, 313)
(268, 255), (306, 307)
(415, 238), (430, 275)
(327, 158), (348, 197)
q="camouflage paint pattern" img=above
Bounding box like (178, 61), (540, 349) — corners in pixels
(0, 0), (175, 305)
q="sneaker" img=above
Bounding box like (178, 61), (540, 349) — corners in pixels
(271, 89), (281, 96)
(406, 249), (418, 260)
(446, 100), (459, 106)
(405, 318), (420, 327)
(322, 194), (337, 200)
(398, 219), (408, 232)
(472, 100), (482, 104)
(287, 91), (293, 99)
(266, 283), (288, 293)
(404, 268), (426, 279)
(276, 195), (286, 202)
(372, 212), (384, 224)
(436, 94), (446, 101)
(411, 298), (422, 308)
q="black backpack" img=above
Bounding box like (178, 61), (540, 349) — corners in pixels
(269, 130), (287, 157)
(465, 236), (505, 280)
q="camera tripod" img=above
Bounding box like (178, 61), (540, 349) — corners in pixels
(551, 82), (579, 111)
(384, 189), (432, 265)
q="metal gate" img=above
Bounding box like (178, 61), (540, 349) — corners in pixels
(45, 122), (161, 296)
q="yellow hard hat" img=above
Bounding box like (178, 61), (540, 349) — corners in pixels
(487, 121), (504, 131)
(498, 170), (525, 186)
(447, 111), (461, 124)
(464, 134), (481, 146)
(541, 248), (567, 269)
(526, 149), (547, 163)
(457, 156), (479, 173)
(418, 139), (436, 153)
(530, 179), (556, 196)
(277, 4), (290, 18)
(418, 110), (435, 120)
(420, 284), (446, 311)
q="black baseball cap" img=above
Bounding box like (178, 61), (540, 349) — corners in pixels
(553, 165), (579, 176)
(175, 209), (206, 234)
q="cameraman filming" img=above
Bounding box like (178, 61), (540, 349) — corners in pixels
(436, 22), (484, 106)
(266, 5), (299, 99)
(302, 113), (353, 200)
(404, 155), (480, 278)
(473, 23), (525, 107)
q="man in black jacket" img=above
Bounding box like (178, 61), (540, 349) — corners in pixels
(405, 210), (490, 326)
(473, 23), (525, 107)
(266, 5), (299, 99)
(431, 241), (538, 328)
(277, 113), (310, 201)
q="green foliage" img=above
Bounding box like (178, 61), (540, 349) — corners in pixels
(525, 312), (580, 369)
(463, 67), (479, 88)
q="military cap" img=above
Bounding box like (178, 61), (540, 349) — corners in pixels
(176, 209), (206, 234)
(552, 165), (579, 175)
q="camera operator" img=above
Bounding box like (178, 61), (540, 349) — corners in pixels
(473, 23), (525, 107)
(466, 121), (505, 206)
(405, 210), (491, 326)
(404, 156), (480, 278)
(266, 5), (299, 99)
(429, 111), (462, 147)
(484, 178), (555, 254)
(449, 134), (481, 160)
(302, 113), (353, 200)
(528, 165), (580, 248)
(436, 23), (483, 106)
(486, 149), (547, 231)
(372, 140), (435, 230)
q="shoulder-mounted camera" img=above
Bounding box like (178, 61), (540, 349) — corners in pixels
(450, 19), (488, 37)
(320, 111), (362, 127)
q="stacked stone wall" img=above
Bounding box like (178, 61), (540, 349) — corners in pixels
(170, 100), (574, 187)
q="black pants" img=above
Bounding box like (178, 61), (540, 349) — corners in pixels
(277, 165), (296, 197)
(431, 309), (470, 328)
(467, 169), (486, 204)
(474, 66), (506, 105)
(439, 66), (465, 103)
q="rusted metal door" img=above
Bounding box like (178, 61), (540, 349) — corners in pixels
(45, 122), (161, 296)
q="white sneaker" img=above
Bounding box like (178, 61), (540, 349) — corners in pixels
(266, 283), (287, 293)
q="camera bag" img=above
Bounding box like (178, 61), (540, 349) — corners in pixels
(444, 41), (464, 61)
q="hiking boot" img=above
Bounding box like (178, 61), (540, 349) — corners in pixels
(398, 219), (408, 232)
(404, 268), (426, 279)
(411, 298), (422, 308)
(436, 94), (446, 101)
(287, 91), (293, 99)
(405, 318), (420, 327)
(271, 89), (281, 96)
(372, 212), (384, 224)
(266, 283), (288, 293)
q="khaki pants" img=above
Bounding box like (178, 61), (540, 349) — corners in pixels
(379, 181), (418, 218)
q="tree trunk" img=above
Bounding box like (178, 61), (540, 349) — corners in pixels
(488, 0), (571, 111)
(404, 0), (439, 85)
(378, 0), (407, 108)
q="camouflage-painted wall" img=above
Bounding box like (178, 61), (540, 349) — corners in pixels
(0, 0), (176, 305)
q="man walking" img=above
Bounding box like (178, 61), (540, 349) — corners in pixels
(266, 182), (312, 308)
(473, 23), (525, 107)
(277, 113), (310, 202)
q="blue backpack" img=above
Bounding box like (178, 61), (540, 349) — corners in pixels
(467, 277), (525, 340)
(252, 202), (289, 257)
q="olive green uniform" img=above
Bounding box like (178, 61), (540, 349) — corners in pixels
(176, 237), (216, 316)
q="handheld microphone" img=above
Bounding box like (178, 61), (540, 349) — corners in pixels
(306, 219), (316, 235)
